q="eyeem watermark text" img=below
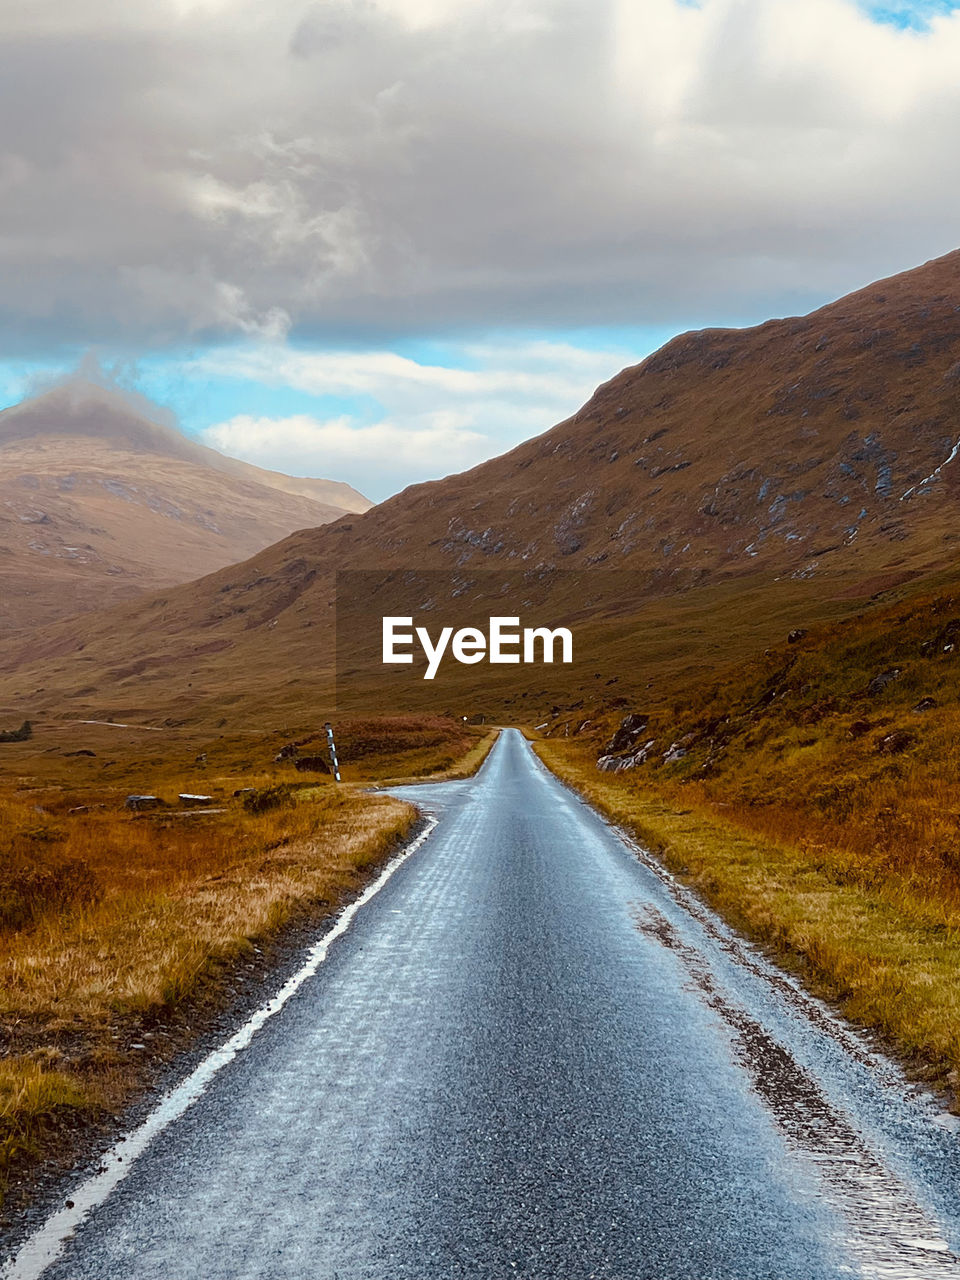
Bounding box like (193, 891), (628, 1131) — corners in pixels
(383, 616), (574, 680)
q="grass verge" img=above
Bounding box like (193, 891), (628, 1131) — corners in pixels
(374, 728), (499, 786)
(0, 715), (489, 1213)
(534, 737), (960, 1102)
(0, 785), (416, 1208)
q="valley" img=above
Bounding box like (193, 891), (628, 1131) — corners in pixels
(3, 250), (960, 728)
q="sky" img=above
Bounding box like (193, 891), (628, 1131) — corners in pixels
(1, 0), (960, 501)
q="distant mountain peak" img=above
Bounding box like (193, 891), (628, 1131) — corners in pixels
(0, 379), (198, 459)
(0, 378), (371, 631)
(0, 380), (372, 513)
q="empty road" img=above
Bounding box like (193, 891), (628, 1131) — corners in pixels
(7, 728), (960, 1279)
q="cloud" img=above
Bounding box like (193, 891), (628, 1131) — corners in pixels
(197, 335), (634, 497)
(204, 411), (489, 497)
(2, 0), (960, 354)
(192, 340), (623, 404)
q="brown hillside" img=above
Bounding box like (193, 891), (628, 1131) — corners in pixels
(2, 249), (960, 725)
(0, 382), (370, 631)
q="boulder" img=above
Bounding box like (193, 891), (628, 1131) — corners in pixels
(294, 756), (331, 774)
(920, 618), (960, 656)
(876, 730), (915, 755)
(0, 719), (32, 743)
(597, 739), (657, 773)
(125, 795), (161, 811)
(787, 629), (808, 644)
(867, 668), (901, 696)
(604, 713), (649, 754)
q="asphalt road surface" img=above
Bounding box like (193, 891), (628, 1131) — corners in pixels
(8, 728), (960, 1279)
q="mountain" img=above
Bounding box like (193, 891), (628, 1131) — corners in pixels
(2, 249), (960, 726)
(0, 381), (370, 631)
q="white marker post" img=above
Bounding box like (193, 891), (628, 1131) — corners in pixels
(325, 721), (342, 782)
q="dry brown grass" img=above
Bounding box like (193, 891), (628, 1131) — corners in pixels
(0, 787), (413, 1023)
(0, 1060), (90, 1177)
(373, 727), (499, 786)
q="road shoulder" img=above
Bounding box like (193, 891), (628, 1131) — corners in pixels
(533, 736), (960, 1109)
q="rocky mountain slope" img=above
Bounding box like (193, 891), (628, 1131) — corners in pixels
(0, 382), (370, 630)
(2, 249), (960, 725)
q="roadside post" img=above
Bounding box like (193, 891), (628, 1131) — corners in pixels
(325, 722), (342, 782)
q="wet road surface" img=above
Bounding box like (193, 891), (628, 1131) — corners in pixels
(7, 728), (960, 1279)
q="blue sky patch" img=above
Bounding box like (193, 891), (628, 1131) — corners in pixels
(863, 1), (960, 29)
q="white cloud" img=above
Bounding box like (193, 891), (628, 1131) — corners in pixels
(197, 335), (636, 498)
(193, 340), (623, 404)
(3, 0), (960, 351)
(204, 410), (490, 497)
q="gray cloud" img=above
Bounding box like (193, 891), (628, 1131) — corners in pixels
(2, 0), (960, 353)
